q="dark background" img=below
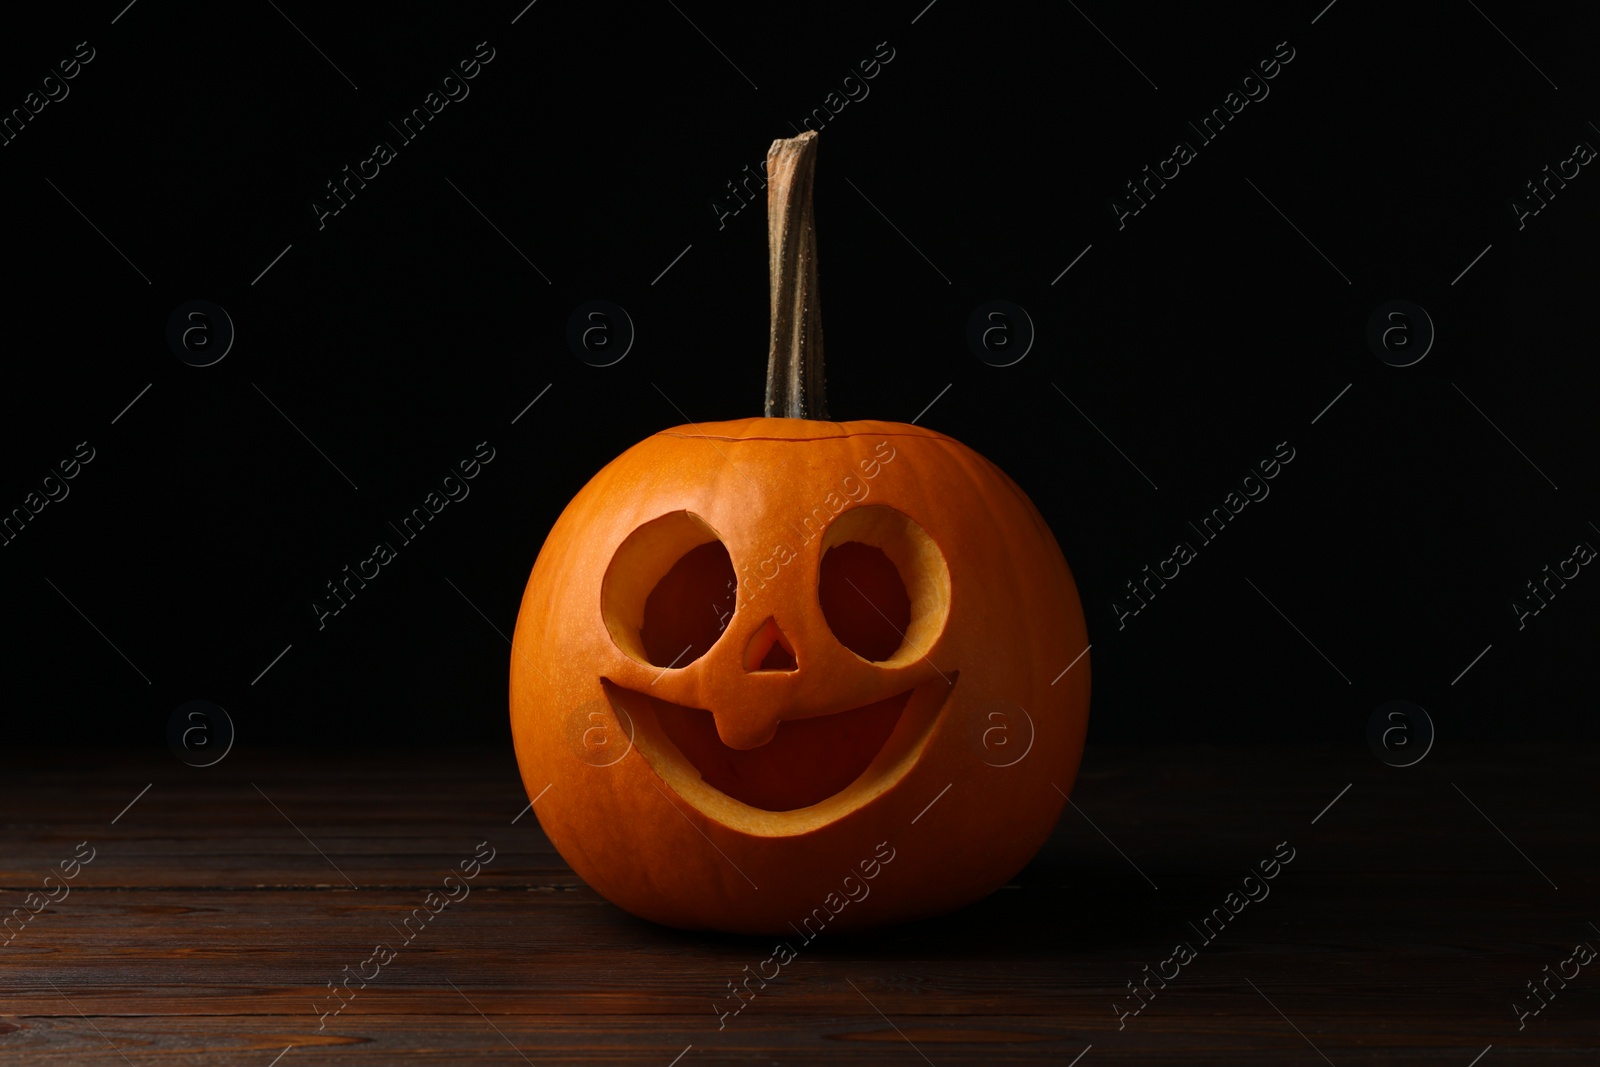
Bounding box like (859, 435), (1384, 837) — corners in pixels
(1, 0), (1594, 747)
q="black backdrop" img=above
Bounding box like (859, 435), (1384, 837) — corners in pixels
(2, 0), (1594, 748)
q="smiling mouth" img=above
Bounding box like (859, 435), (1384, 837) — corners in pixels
(602, 675), (957, 813)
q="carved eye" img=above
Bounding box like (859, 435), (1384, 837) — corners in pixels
(818, 506), (950, 665)
(602, 512), (737, 668)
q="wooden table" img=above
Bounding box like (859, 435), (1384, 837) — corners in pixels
(1, 744), (1594, 1064)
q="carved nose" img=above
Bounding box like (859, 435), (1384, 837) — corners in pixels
(743, 616), (797, 672)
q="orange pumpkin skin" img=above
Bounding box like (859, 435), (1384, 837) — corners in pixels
(509, 416), (1089, 934)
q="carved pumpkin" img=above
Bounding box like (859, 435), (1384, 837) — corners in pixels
(510, 133), (1089, 934)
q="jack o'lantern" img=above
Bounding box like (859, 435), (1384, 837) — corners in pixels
(510, 132), (1089, 934)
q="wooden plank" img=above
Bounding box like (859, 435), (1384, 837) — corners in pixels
(0, 745), (1594, 1063)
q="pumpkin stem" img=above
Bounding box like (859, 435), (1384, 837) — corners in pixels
(764, 131), (828, 419)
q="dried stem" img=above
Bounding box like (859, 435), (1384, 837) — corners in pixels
(763, 132), (827, 419)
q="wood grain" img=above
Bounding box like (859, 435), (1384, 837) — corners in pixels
(0, 744), (1594, 1063)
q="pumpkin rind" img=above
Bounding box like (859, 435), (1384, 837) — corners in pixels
(509, 416), (1089, 934)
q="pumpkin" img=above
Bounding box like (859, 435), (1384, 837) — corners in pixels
(509, 132), (1089, 934)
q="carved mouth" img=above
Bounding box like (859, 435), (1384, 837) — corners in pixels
(603, 675), (957, 813)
